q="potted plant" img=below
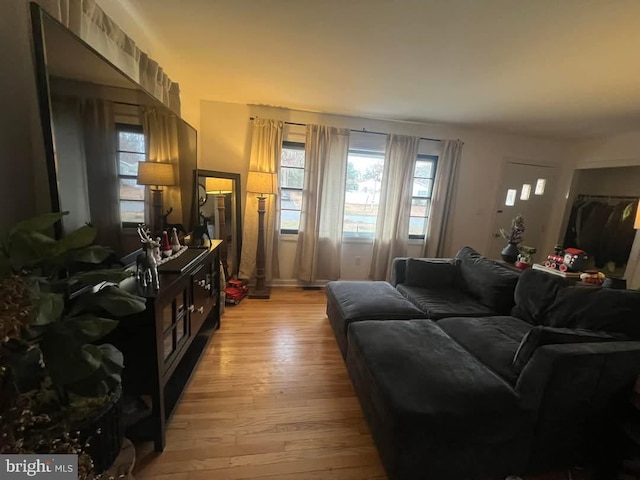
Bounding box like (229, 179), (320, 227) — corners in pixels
(499, 214), (525, 263)
(0, 212), (146, 477)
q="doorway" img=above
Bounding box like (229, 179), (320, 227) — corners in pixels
(488, 162), (557, 260)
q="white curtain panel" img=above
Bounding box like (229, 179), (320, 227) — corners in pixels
(423, 139), (464, 258)
(141, 108), (182, 223)
(239, 119), (283, 284)
(293, 125), (350, 283)
(81, 99), (121, 250)
(370, 134), (421, 281)
(39, 0), (180, 113)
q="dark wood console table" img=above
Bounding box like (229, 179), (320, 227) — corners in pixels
(108, 242), (222, 451)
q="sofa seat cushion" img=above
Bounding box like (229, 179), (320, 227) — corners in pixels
(325, 281), (426, 358)
(347, 319), (530, 447)
(456, 246), (520, 315)
(397, 284), (497, 319)
(438, 316), (533, 384)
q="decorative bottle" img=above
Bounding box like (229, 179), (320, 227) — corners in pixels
(161, 231), (172, 257)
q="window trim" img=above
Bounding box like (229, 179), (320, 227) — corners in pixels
(280, 141), (305, 234)
(116, 123), (146, 228)
(408, 154), (438, 240)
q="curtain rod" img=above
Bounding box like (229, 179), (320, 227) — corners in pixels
(248, 117), (442, 142)
(577, 194), (639, 200)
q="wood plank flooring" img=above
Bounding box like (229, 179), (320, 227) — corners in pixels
(133, 287), (591, 480)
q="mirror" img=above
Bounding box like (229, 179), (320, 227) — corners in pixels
(31, 6), (197, 261)
(197, 170), (242, 278)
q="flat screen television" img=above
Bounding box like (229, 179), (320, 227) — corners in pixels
(31, 5), (198, 263)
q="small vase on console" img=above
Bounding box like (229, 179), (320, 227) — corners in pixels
(501, 243), (520, 264)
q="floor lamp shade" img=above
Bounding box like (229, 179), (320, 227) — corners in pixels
(206, 177), (233, 194)
(635, 199), (640, 229)
(137, 161), (176, 187)
(247, 171), (278, 195)
(247, 171), (277, 299)
(137, 161), (176, 235)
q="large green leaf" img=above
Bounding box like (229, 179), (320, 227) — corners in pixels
(69, 285), (146, 318)
(40, 324), (115, 387)
(33, 292), (65, 325)
(67, 344), (123, 397)
(10, 212), (67, 235)
(53, 225), (97, 256)
(70, 269), (133, 286)
(71, 245), (114, 264)
(7, 231), (56, 269)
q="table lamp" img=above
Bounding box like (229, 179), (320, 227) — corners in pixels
(137, 161), (176, 235)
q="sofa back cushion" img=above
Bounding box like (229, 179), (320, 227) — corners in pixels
(455, 246), (520, 315)
(545, 287), (640, 339)
(511, 269), (565, 325)
(404, 258), (458, 288)
(512, 326), (623, 374)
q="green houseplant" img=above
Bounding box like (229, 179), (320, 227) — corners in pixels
(0, 212), (146, 476)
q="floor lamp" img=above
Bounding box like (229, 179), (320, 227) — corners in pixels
(137, 161), (176, 236)
(206, 177), (234, 276)
(246, 171), (277, 299)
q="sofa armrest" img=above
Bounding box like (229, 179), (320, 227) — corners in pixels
(390, 257), (409, 286)
(516, 341), (640, 412)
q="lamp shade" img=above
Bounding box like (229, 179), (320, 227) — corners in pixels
(206, 177), (233, 194)
(247, 171), (277, 195)
(137, 161), (176, 186)
(635, 199), (640, 229)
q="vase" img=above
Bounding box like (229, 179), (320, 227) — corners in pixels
(500, 243), (519, 264)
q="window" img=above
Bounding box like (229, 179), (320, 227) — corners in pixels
(116, 124), (146, 226)
(343, 149), (385, 238)
(280, 141), (305, 234)
(409, 155), (438, 239)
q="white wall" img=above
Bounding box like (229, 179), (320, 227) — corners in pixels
(200, 100), (573, 283)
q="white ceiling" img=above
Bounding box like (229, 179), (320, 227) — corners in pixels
(104, 0), (640, 138)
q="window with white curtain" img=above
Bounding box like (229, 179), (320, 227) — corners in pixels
(116, 124), (146, 226)
(409, 155), (438, 239)
(279, 141), (305, 234)
(343, 132), (387, 238)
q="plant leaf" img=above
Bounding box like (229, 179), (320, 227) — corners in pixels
(69, 285), (146, 318)
(70, 269), (133, 286)
(71, 245), (114, 264)
(7, 231), (56, 269)
(10, 212), (67, 235)
(67, 344), (123, 397)
(33, 292), (65, 325)
(53, 225), (97, 256)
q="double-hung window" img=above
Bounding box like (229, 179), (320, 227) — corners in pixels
(279, 141), (305, 234)
(116, 124), (146, 226)
(343, 148), (385, 238)
(409, 155), (437, 239)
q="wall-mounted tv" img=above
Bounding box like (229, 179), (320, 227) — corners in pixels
(31, 5), (197, 262)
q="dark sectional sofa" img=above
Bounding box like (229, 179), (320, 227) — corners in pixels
(325, 247), (640, 480)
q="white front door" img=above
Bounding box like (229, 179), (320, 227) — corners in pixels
(488, 162), (557, 260)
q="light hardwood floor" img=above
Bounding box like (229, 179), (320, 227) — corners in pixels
(134, 287), (589, 480)
(134, 287), (386, 480)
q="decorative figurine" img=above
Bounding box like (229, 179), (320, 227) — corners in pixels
(161, 231), (172, 257)
(136, 225), (160, 290)
(153, 237), (162, 263)
(170, 227), (181, 253)
(544, 245), (588, 272)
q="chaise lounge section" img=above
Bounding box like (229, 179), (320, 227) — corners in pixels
(326, 249), (640, 479)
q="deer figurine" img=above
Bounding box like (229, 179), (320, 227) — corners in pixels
(136, 225), (160, 290)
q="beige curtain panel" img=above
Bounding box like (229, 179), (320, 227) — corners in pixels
(370, 134), (421, 281)
(423, 139), (464, 258)
(293, 124), (350, 283)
